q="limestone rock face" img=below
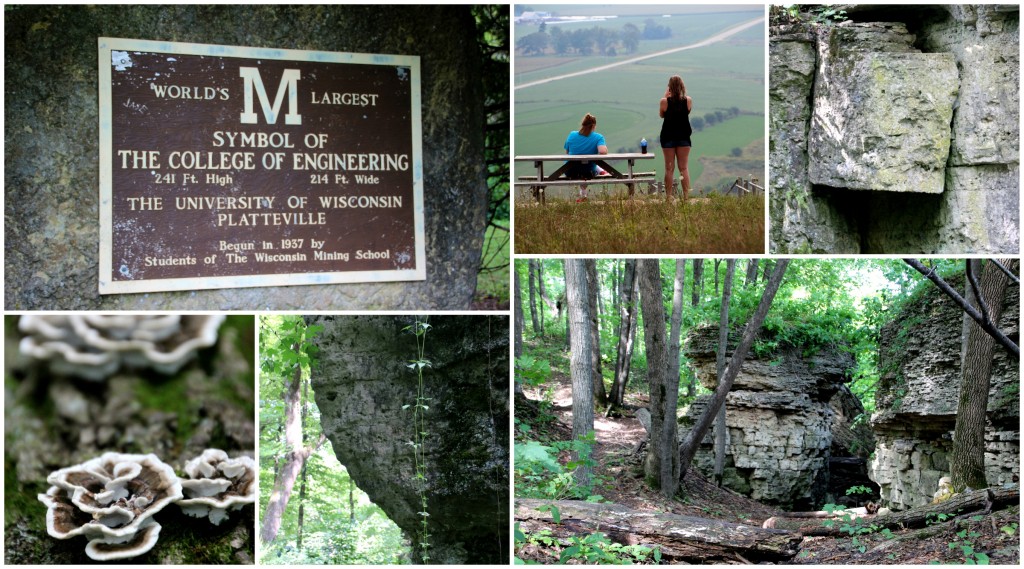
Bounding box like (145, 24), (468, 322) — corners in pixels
(870, 272), (1020, 510)
(681, 327), (860, 509)
(770, 7), (1019, 254)
(769, 26), (860, 254)
(308, 315), (509, 564)
(808, 23), (959, 193)
(4, 5), (489, 310)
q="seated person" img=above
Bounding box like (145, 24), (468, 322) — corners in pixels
(563, 113), (609, 200)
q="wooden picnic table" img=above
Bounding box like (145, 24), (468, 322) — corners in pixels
(514, 153), (657, 203)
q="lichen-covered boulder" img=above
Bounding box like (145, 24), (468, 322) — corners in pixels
(768, 6), (1019, 254)
(308, 315), (509, 564)
(808, 23), (959, 194)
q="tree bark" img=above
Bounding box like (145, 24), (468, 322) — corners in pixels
(763, 487), (1020, 536)
(516, 499), (802, 563)
(528, 260), (540, 335)
(538, 261), (546, 336)
(563, 260), (571, 351)
(565, 259), (594, 488)
(745, 259), (760, 287)
(714, 258), (721, 297)
(679, 260), (790, 480)
(951, 259), (1012, 492)
(297, 462), (307, 549)
(667, 259), (686, 400)
(514, 264), (524, 361)
(610, 259), (639, 409)
(261, 343), (312, 543)
(691, 258), (704, 307)
(713, 260), (736, 487)
(349, 477), (355, 524)
(639, 259), (678, 496)
(585, 260), (607, 406)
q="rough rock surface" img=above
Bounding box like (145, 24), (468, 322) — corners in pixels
(808, 23), (958, 193)
(870, 272), (1020, 510)
(681, 327), (863, 510)
(770, 7), (1019, 253)
(308, 315), (509, 564)
(5, 5), (489, 310)
(768, 25), (859, 253)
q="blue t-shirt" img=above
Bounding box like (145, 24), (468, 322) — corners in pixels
(564, 130), (606, 155)
(564, 130), (606, 176)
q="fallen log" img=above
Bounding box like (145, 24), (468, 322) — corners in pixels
(516, 498), (802, 563)
(762, 487), (1019, 536)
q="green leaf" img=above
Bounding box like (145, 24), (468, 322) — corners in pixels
(974, 552), (990, 565)
(537, 504), (561, 524)
(514, 522), (526, 542)
(559, 545), (580, 563)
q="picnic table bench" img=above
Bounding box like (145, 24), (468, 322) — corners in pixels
(514, 153), (657, 204)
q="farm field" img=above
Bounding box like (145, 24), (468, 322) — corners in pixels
(514, 7), (764, 195)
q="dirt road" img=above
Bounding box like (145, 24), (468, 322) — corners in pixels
(515, 17), (765, 90)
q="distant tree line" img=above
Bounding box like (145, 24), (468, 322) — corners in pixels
(518, 18), (672, 57)
(617, 106), (744, 153)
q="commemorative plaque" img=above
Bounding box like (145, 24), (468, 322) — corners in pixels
(98, 37), (424, 294)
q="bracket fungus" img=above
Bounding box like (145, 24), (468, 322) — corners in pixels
(36, 452), (183, 561)
(178, 449), (257, 525)
(19, 315), (225, 380)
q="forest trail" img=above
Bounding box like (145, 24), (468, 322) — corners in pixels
(529, 366), (777, 523)
(519, 357), (1020, 565)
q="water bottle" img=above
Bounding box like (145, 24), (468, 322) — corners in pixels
(640, 138), (648, 154)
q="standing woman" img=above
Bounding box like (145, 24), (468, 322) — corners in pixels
(659, 75), (693, 200)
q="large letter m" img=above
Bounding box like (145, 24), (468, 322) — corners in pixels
(239, 67), (302, 125)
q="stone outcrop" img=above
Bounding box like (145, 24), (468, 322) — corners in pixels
(5, 5), (490, 310)
(681, 327), (867, 510)
(308, 315), (509, 564)
(770, 6), (1019, 253)
(768, 26), (859, 253)
(870, 271), (1020, 510)
(808, 23), (958, 194)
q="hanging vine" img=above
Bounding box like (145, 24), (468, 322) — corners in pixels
(404, 318), (432, 562)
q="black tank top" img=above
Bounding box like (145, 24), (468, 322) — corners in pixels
(660, 97), (692, 142)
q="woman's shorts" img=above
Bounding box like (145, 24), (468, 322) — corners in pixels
(661, 138), (692, 148)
